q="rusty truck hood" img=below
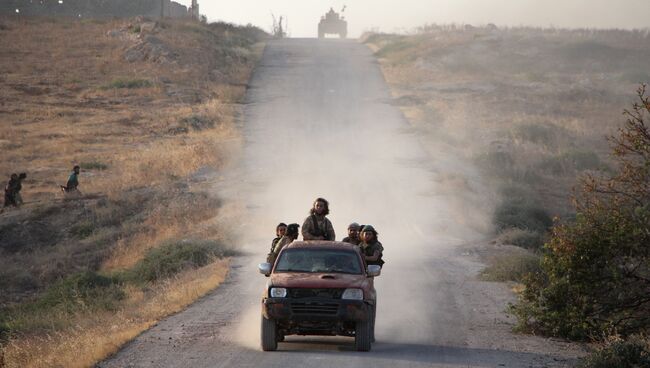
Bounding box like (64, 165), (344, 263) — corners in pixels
(270, 272), (369, 289)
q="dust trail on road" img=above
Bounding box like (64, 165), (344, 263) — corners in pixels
(100, 39), (581, 368)
(218, 39), (494, 348)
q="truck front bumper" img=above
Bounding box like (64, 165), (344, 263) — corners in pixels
(263, 297), (371, 322)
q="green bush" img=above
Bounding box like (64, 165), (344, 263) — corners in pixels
(538, 150), (605, 174)
(578, 335), (650, 368)
(375, 37), (413, 58)
(493, 197), (553, 234)
(80, 161), (108, 170)
(103, 78), (152, 89)
(511, 87), (650, 340)
(512, 123), (567, 148)
(0, 321), (10, 342)
(35, 271), (124, 314)
(475, 151), (514, 176)
(180, 115), (215, 131)
(498, 228), (547, 250)
(480, 252), (541, 282)
(126, 239), (234, 283)
(70, 220), (95, 238)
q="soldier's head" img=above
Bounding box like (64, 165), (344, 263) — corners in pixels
(347, 222), (360, 239)
(10, 173), (18, 180)
(286, 223), (300, 239)
(276, 223), (287, 237)
(361, 225), (378, 243)
(310, 197), (330, 216)
(73, 165), (80, 174)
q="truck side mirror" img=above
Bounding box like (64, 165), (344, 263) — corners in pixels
(258, 263), (272, 277)
(367, 265), (381, 277)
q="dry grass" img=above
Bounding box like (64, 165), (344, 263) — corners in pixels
(365, 26), (650, 228)
(0, 16), (264, 368)
(0, 16), (257, 203)
(2, 259), (229, 368)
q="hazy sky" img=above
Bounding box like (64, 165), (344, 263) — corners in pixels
(180, 0), (650, 37)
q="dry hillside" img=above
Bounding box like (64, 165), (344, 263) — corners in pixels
(0, 16), (265, 368)
(365, 26), (650, 251)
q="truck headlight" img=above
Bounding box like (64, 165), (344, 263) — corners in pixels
(270, 287), (287, 298)
(341, 288), (363, 300)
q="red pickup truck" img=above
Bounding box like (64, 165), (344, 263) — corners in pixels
(258, 241), (381, 351)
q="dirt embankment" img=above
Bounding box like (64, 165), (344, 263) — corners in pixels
(0, 16), (265, 368)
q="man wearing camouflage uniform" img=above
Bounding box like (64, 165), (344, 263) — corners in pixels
(301, 197), (335, 241)
(267, 223), (299, 264)
(359, 225), (384, 267)
(342, 222), (361, 245)
(271, 223), (287, 251)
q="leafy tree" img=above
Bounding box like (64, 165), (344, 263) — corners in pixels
(511, 86), (650, 340)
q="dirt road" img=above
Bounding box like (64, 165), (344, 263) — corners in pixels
(99, 39), (583, 367)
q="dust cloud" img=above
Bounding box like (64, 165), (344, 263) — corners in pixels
(219, 40), (494, 348)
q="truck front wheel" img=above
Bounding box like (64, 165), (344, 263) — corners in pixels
(355, 320), (372, 351)
(261, 316), (278, 351)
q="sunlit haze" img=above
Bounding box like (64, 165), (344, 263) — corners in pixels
(176, 0), (650, 37)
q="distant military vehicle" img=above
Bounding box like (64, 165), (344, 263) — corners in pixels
(318, 7), (347, 39)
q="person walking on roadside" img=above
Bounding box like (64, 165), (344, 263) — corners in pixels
(60, 165), (80, 194)
(301, 197), (335, 241)
(3, 173), (19, 208)
(14, 173), (26, 206)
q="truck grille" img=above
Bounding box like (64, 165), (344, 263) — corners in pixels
(291, 302), (339, 315)
(288, 288), (344, 299)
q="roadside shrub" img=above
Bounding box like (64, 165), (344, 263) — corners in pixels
(578, 335), (650, 368)
(11, 270), (39, 290)
(475, 151), (514, 176)
(70, 220), (95, 238)
(511, 86), (650, 340)
(512, 123), (569, 149)
(375, 38), (413, 58)
(497, 228), (547, 250)
(208, 21), (267, 45)
(481, 252), (541, 282)
(493, 197), (552, 234)
(538, 150), (604, 174)
(36, 271), (124, 313)
(80, 161), (108, 170)
(0, 321), (10, 342)
(565, 150), (604, 171)
(180, 115), (215, 131)
(126, 239), (234, 283)
(103, 78), (152, 89)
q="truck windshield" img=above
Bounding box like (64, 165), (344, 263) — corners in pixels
(275, 249), (363, 274)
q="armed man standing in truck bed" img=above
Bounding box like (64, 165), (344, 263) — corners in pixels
(301, 197), (335, 241)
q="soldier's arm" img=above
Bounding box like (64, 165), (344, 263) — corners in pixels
(272, 237), (286, 255)
(365, 244), (383, 261)
(301, 218), (316, 240)
(327, 220), (336, 241)
(365, 250), (381, 262)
